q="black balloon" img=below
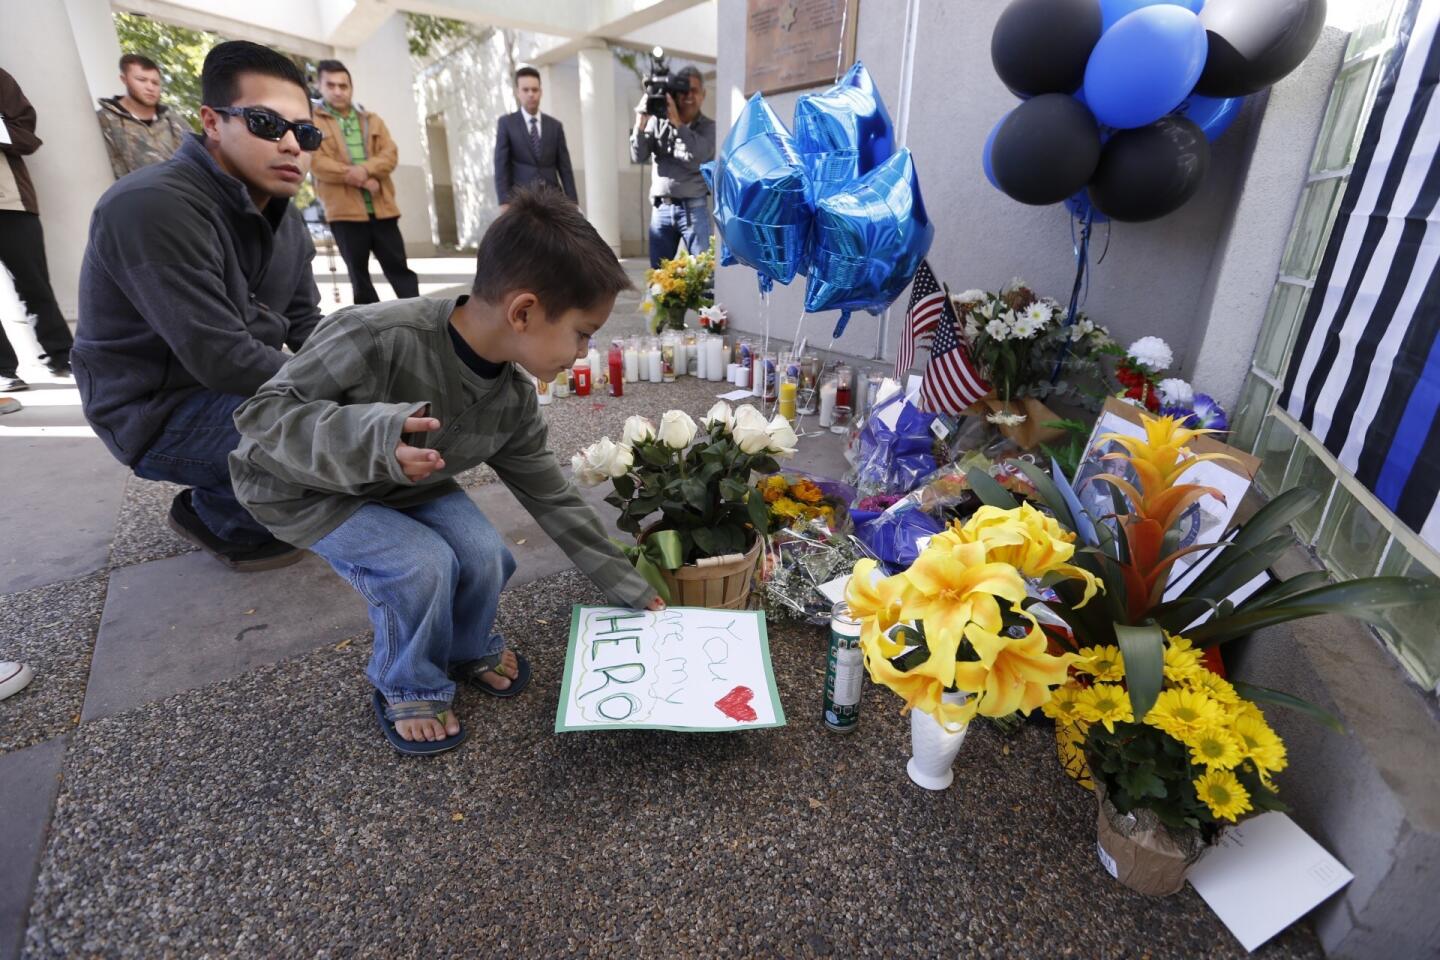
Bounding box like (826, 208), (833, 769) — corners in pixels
(1088, 116), (1210, 222)
(1194, 0), (1328, 98)
(991, 94), (1102, 206)
(991, 0), (1103, 97)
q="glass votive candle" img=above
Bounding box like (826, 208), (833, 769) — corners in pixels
(830, 404), (852, 434)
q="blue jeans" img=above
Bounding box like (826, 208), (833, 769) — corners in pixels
(133, 389), (273, 545)
(309, 490), (515, 704)
(648, 198), (712, 268)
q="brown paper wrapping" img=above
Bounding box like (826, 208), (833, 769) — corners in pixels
(965, 396), (1068, 451)
(1094, 784), (1205, 897)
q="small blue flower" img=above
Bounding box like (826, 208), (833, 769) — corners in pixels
(1190, 393), (1229, 432)
(1159, 404), (1198, 428)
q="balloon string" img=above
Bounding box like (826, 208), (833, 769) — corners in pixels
(1050, 209), (1093, 384)
(833, 1), (850, 83)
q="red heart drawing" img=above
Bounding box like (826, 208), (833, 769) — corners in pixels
(714, 685), (757, 722)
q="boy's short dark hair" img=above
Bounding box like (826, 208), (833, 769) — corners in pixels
(201, 40), (309, 108)
(316, 59), (350, 81)
(120, 54), (160, 75)
(515, 66), (541, 84)
(473, 187), (631, 315)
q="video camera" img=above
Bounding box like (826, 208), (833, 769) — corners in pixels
(643, 46), (691, 119)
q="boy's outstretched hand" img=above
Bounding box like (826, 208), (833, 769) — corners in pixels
(646, 596), (666, 611)
(396, 416), (445, 481)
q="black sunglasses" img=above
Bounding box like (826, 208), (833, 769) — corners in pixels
(217, 106), (324, 151)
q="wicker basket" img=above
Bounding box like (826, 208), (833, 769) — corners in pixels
(653, 533), (763, 609)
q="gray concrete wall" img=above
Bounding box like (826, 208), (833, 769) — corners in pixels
(713, 0), (1334, 382)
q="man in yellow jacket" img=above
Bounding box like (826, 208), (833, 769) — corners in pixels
(311, 59), (419, 303)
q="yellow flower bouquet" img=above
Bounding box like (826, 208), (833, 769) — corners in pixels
(642, 242), (716, 332)
(845, 502), (1098, 732)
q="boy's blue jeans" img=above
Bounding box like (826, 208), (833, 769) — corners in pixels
(309, 490), (515, 704)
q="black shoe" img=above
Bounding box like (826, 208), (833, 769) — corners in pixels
(166, 489), (303, 572)
(1, 376), (28, 392)
(45, 362), (72, 378)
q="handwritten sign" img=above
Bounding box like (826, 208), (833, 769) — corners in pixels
(556, 606), (786, 732)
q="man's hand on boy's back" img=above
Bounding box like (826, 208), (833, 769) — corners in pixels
(396, 415), (445, 481)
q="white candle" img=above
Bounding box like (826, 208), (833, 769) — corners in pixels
(727, 362), (739, 384)
(675, 341), (689, 377)
(623, 347), (639, 382)
(735, 364), (750, 389)
(818, 380), (838, 427)
(647, 348), (663, 383)
(696, 339), (709, 380)
(705, 337), (726, 381)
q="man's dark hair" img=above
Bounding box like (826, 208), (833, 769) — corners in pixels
(119, 54), (160, 75)
(677, 66), (703, 90)
(515, 66), (541, 84)
(473, 187), (630, 314)
(316, 59), (350, 82)
(200, 40), (308, 108)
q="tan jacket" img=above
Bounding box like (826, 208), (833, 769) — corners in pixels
(310, 103), (400, 222)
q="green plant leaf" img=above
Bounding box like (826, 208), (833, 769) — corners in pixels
(611, 473), (635, 499)
(719, 477), (748, 501)
(691, 525), (720, 556)
(640, 445), (672, 467)
(1237, 570), (1333, 610)
(1229, 487), (1321, 555)
(1232, 681), (1345, 734)
(1009, 460), (1076, 532)
(1155, 536), (1292, 633)
(964, 467), (1019, 509)
(745, 489), (771, 534)
(681, 477), (709, 510)
(1115, 622), (1165, 719)
(1185, 577), (1437, 646)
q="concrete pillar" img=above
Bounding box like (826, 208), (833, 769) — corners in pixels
(0, 1), (117, 320)
(577, 43), (620, 256)
(337, 13), (435, 257)
(63, 0), (124, 107)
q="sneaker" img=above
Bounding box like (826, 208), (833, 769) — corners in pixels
(0, 661), (34, 702)
(0, 396), (20, 415)
(166, 489), (304, 572)
(45, 361), (72, 378)
(1, 376), (28, 392)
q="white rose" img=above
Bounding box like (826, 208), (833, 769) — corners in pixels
(656, 410), (698, 449)
(702, 401), (734, 432)
(649, 283), (663, 296)
(571, 450), (608, 487)
(731, 404), (772, 454)
(621, 415), (656, 445)
(765, 414), (799, 457)
(1157, 378), (1194, 407)
(1128, 336), (1173, 372)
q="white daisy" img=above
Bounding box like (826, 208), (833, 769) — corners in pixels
(985, 316), (1012, 341)
(1010, 313), (1039, 339)
(963, 319), (982, 341)
(1128, 336), (1173, 372)
(1024, 302), (1051, 329)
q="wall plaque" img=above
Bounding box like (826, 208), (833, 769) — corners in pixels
(744, 0), (860, 96)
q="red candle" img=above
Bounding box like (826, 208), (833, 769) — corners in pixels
(573, 362), (591, 396)
(608, 341), (624, 397)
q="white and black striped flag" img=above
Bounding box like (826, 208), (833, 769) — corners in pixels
(895, 259), (947, 378)
(1281, 0), (1440, 549)
(920, 289), (990, 415)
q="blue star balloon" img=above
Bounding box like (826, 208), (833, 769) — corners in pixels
(793, 61), (897, 198)
(803, 147), (933, 337)
(709, 93), (814, 292)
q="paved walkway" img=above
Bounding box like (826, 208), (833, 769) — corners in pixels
(0, 265), (1322, 957)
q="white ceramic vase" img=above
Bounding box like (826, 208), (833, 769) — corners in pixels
(906, 690), (971, 790)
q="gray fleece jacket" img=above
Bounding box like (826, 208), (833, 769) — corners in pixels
(229, 296), (655, 608)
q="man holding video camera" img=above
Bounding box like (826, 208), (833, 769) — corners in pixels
(629, 57), (715, 268)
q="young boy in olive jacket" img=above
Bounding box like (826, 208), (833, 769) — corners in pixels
(230, 188), (661, 755)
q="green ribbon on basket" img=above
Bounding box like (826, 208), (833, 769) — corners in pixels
(618, 530), (684, 604)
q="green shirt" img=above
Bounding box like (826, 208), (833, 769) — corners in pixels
(337, 108), (373, 214)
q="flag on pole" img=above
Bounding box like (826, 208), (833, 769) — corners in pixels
(895, 259), (947, 379)
(920, 289), (990, 415)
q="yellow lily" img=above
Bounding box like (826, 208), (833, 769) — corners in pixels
(951, 503), (1102, 607)
(846, 559), (914, 658)
(952, 617), (1076, 717)
(899, 537), (1028, 646)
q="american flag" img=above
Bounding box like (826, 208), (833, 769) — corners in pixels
(920, 291), (991, 415)
(895, 259), (947, 379)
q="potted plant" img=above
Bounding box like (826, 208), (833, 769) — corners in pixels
(642, 242), (716, 333)
(572, 402), (796, 607)
(845, 501), (1097, 789)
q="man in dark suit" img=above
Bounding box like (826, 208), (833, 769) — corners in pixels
(493, 66), (577, 209)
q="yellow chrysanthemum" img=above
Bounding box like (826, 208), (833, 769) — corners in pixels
(948, 503), (1101, 607)
(1145, 687), (1226, 741)
(951, 617), (1075, 718)
(791, 479), (825, 504)
(1075, 683), (1134, 733)
(1188, 668), (1240, 705)
(1194, 769), (1253, 822)
(1075, 644), (1126, 682)
(1163, 635), (1203, 683)
(1187, 724), (1243, 769)
(1041, 681), (1088, 725)
(1233, 713), (1288, 784)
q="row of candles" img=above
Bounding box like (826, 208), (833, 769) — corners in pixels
(537, 333), (887, 435)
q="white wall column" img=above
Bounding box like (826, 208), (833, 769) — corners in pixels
(577, 42), (620, 256)
(63, 0), (125, 107)
(1, 2), (118, 320)
(338, 13), (435, 256)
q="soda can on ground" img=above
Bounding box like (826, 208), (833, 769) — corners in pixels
(824, 601), (864, 733)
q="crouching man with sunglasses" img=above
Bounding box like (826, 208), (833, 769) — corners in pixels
(73, 41), (324, 571)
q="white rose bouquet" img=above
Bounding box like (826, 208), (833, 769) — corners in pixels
(572, 403), (796, 597)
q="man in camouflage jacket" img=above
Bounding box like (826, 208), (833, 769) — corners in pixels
(96, 54), (190, 179)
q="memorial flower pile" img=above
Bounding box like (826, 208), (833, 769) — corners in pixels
(845, 502), (1098, 731)
(642, 243), (716, 332)
(759, 474), (838, 531)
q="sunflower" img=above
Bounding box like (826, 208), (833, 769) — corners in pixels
(1163, 635), (1203, 683)
(1075, 644), (1125, 682)
(1194, 769), (1253, 822)
(1145, 688), (1226, 741)
(1187, 725), (1243, 769)
(1075, 683), (1133, 733)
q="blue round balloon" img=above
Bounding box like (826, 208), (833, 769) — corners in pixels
(793, 61), (897, 198)
(804, 148), (933, 336)
(982, 114), (1007, 190)
(1084, 5), (1208, 129)
(1176, 93), (1243, 141)
(1099, 0), (1204, 32)
(710, 93), (815, 290)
